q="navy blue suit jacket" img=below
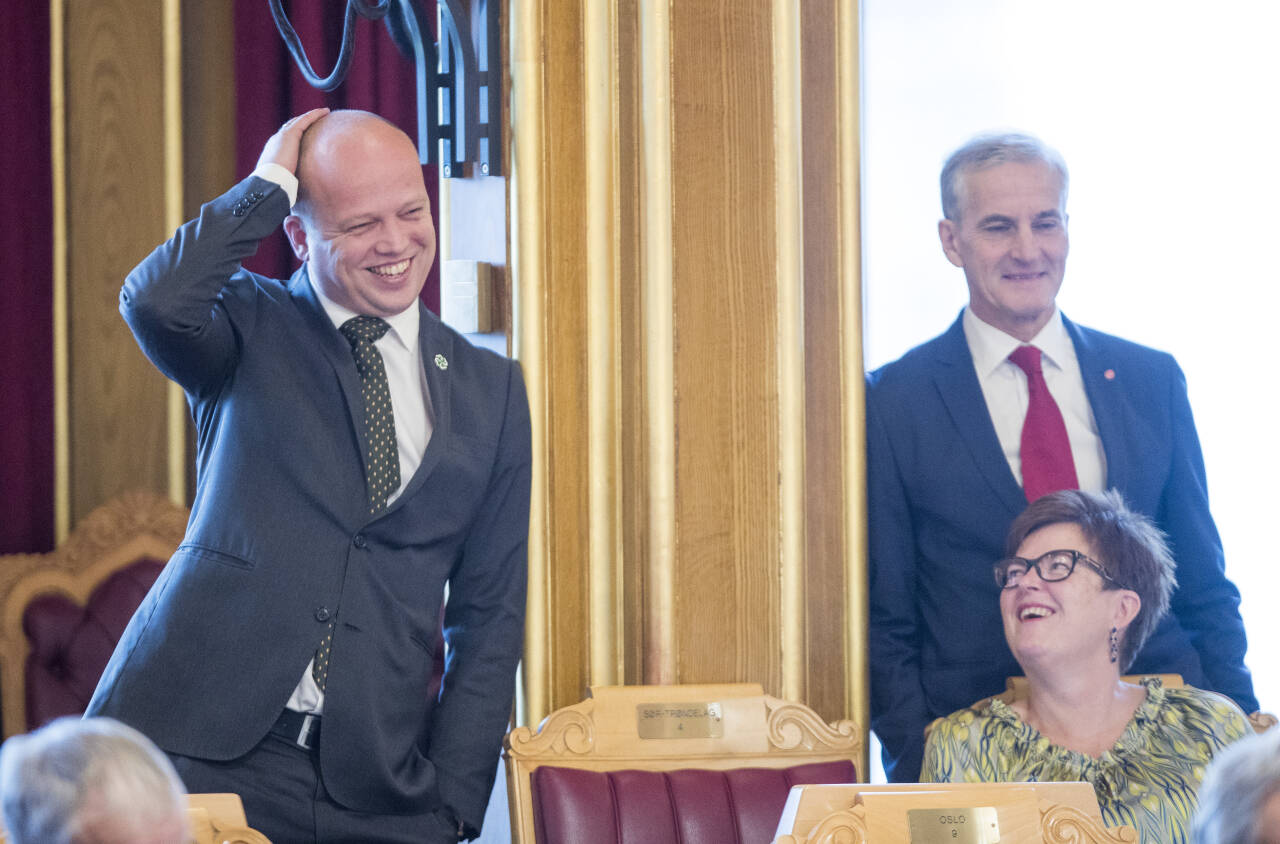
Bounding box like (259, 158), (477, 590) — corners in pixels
(867, 312), (1255, 782)
(87, 176), (530, 831)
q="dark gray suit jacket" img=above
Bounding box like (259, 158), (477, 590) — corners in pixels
(867, 313), (1255, 782)
(87, 176), (530, 830)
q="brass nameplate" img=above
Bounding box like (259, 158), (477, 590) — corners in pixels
(907, 807), (1000, 843)
(636, 702), (724, 739)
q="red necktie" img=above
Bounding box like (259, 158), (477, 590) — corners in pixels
(1008, 345), (1079, 502)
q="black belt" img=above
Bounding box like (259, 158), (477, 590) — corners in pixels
(271, 709), (321, 751)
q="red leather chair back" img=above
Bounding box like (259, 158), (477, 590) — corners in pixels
(531, 759), (856, 844)
(22, 558), (164, 729)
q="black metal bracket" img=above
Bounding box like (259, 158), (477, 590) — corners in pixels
(268, 0), (502, 177)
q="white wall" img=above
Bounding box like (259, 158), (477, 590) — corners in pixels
(862, 0), (1280, 737)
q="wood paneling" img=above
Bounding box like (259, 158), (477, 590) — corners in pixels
(55, 1), (234, 526)
(801, 0), (848, 722)
(62, 0), (171, 524)
(511, 0), (864, 760)
(669, 0), (781, 689)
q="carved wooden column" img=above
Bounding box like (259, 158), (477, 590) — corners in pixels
(509, 0), (865, 766)
(52, 0), (234, 534)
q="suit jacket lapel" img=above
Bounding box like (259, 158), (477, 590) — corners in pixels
(289, 269), (376, 511)
(1064, 315), (1130, 493)
(932, 314), (1028, 515)
(289, 268), (367, 436)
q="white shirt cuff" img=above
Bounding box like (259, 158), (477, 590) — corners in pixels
(252, 162), (299, 208)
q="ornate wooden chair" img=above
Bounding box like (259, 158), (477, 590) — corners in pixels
(0, 793), (270, 844)
(772, 781), (1138, 843)
(0, 490), (187, 738)
(187, 793), (272, 844)
(503, 683), (861, 844)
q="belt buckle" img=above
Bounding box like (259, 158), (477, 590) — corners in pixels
(295, 713), (318, 750)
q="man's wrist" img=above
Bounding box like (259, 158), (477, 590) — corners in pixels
(250, 162), (299, 207)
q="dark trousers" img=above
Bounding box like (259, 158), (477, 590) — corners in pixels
(169, 730), (457, 844)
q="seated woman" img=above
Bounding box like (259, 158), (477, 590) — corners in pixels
(921, 489), (1250, 843)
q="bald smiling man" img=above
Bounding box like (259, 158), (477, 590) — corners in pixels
(88, 110), (530, 843)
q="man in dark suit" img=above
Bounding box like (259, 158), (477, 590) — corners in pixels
(87, 109), (530, 842)
(867, 132), (1257, 782)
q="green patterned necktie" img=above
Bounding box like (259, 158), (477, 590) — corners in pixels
(313, 316), (401, 692)
(339, 316), (402, 514)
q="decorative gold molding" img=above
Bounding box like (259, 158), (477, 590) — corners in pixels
(837, 0), (869, 772)
(51, 0), (70, 543)
(1040, 803), (1138, 843)
(805, 807), (870, 844)
(163, 0), (186, 505)
(765, 695), (862, 754)
(509, 0), (550, 727)
(585, 0), (623, 688)
(780, 802), (1137, 844)
(504, 705), (596, 756)
(0, 490), (187, 595)
(773, 0), (807, 705)
(639, 0), (676, 686)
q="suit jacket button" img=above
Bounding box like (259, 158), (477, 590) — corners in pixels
(316, 607), (331, 622)
(353, 533), (367, 549)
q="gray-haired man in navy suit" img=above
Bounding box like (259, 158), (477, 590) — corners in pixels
(866, 132), (1256, 782)
(88, 109), (530, 843)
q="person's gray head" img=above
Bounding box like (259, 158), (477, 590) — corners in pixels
(1003, 489), (1176, 669)
(1193, 728), (1280, 844)
(940, 131), (1069, 223)
(0, 717), (189, 844)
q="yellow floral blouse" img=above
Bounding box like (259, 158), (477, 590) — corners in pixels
(921, 679), (1250, 843)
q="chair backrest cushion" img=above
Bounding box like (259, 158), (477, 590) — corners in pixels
(531, 759), (856, 844)
(22, 558), (164, 728)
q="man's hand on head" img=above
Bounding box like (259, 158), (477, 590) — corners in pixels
(256, 108), (330, 175)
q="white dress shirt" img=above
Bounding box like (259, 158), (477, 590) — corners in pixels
(962, 307), (1106, 493)
(255, 163), (435, 714)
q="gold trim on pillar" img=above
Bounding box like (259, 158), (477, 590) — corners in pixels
(773, 0), (807, 703)
(838, 0), (869, 775)
(585, 0), (623, 687)
(640, 0), (676, 686)
(163, 0), (186, 506)
(510, 0), (550, 727)
(51, 0), (70, 543)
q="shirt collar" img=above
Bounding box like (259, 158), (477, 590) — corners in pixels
(963, 306), (1071, 378)
(308, 271), (420, 355)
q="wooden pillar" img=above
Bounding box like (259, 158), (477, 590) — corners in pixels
(52, 0), (234, 533)
(510, 0), (866, 764)
(54, 0), (179, 534)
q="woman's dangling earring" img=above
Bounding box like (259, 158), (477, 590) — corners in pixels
(1109, 627), (1119, 664)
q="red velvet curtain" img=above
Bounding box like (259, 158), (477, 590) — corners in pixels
(0, 2), (54, 554)
(233, 0), (440, 313)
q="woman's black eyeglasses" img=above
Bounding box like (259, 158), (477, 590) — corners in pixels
(993, 549), (1128, 590)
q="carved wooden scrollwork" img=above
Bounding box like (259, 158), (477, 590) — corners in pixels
(805, 807), (870, 844)
(764, 695), (861, 754)
(1041, 804), (1138, 843)
(504, 706), (595, 757)
(1248, 710), (1278, 733)
(0, 490), (187, 595)
(210, 825), (272, 844)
